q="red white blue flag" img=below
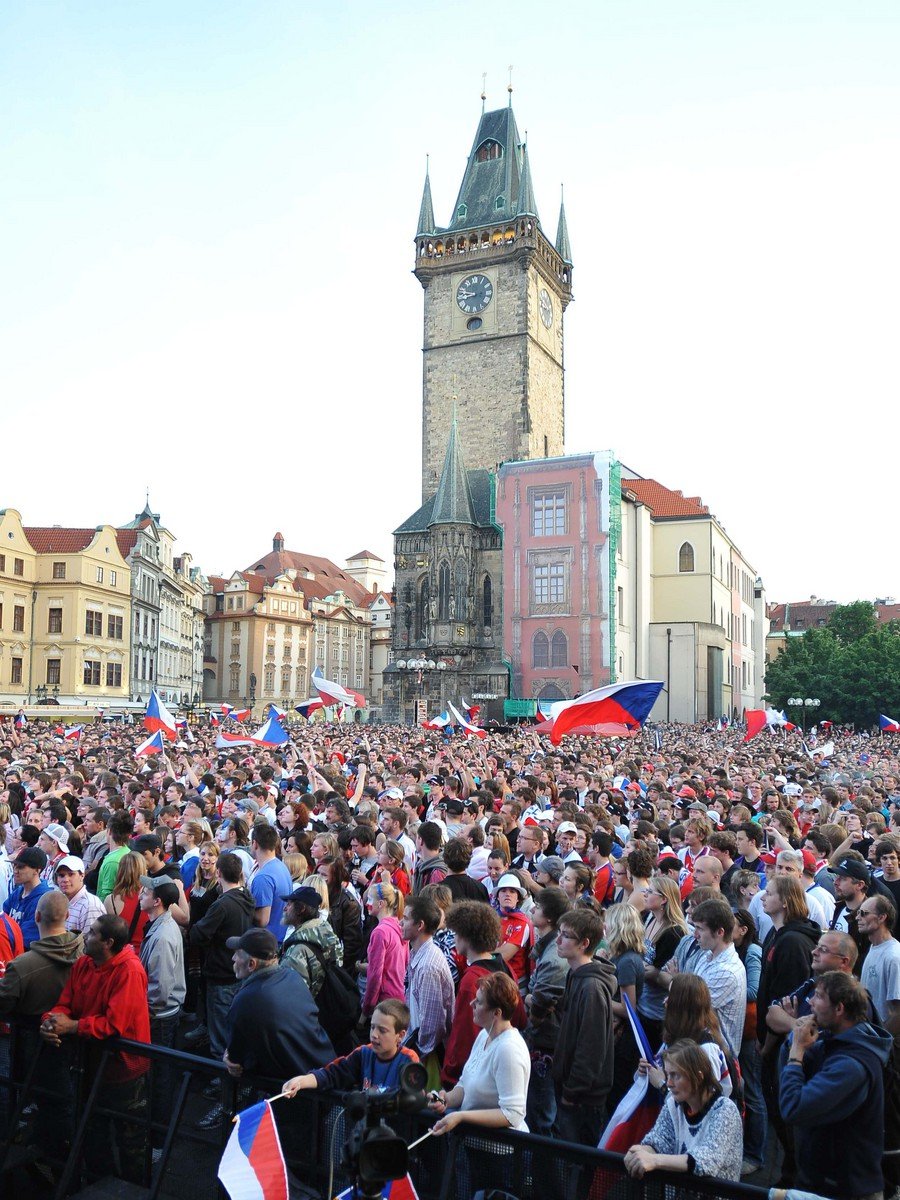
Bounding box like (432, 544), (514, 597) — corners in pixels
(218, 1099), (288, 1200)
(447, 702), (487, 739)
(548, 681), (663, 745)
(215, 714), (289, 751)
(294, 697), (324, 720)
(422, 711), (451, 731)
(598, 994), (661, 1151)
(64, 725), (83, 742)
(222, 703), (252, 721)
(144, 691), (177, 741)
(312, 665), (364, 709)
(880, 714), (900, 732)
(135, 730), (167, 758)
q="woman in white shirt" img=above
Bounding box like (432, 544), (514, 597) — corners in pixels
(429, 971), (531, 1134)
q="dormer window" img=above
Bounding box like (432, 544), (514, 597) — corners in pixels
(456, 203), (468, 221)
(494, 196), (506, 210)
(475, 140), (502, 163)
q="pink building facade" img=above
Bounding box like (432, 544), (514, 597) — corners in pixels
(496, 453), (618, 706)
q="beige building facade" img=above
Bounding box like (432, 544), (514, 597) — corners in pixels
(0, 509), (132, 707)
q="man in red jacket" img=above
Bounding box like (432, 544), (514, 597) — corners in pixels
(41, 914), (151, 1183)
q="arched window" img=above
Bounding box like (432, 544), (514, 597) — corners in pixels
(532, 631), (549, 669)
(538, 683), (566, 702)
(415, 578), (428, 640)
(438, 562), (450, 621)
(482, 576), (493, 628)
(678, 542), (695, 573)
(550, 630), (568, 668)
(475, 140), (502, 162)
(454, 561), (467, 620)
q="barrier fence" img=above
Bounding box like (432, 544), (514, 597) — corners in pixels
(0, 1022), (770, 1200)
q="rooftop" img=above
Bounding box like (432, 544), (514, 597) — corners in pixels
(625, 478), (710, 519)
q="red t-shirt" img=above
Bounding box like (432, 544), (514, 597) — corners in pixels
(499, 909), (533, 986)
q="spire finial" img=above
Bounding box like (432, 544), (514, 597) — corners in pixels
(145, 486), (150, 506)
(507, 64), (513, 106)
(426, 152), (430, 175)
(481, 72), (487, 112)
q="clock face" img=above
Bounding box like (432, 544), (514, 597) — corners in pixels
(456, 274), (493, 314)
(539, 288), (553, 328)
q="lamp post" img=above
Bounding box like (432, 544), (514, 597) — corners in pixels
(394, 658), (448, 724)
(788, 696), (821, 733)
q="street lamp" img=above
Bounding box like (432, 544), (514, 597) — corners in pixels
(394, 658), (448, 723)
(788, 696), (821, 733)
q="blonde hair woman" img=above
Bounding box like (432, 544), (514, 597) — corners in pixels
(637, 874), (688, 1049)
(605, 901), (648, 1110)
(361, 881), (408, 1017)
(284, 852), (309, 888)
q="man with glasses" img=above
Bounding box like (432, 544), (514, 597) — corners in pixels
(512, 824), (544, 878)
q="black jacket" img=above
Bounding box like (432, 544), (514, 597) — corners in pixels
(757, 917), (820, 1041)
(328, 888), (364, 972)
(444, 873), (489, 903)
(551, 958), (616, 1104)
(228, 964), (334, 1079)
(189, 887), (255, 983)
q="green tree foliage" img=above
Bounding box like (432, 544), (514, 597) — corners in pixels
(766, 604), (900, 726)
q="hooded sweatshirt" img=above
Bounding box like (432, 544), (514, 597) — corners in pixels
(189, 885), (255, 983)
(362, 916), (408, 1015)
(780, 1020), (892, 1197)
(551, 957), (617, 1105)
(757, 917), (820, 1042)
(0, 931), (83, 1022)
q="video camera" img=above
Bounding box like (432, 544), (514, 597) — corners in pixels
(342, 1059), (428, 1199)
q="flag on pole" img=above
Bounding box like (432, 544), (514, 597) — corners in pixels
(880, 714), (900, 732)
(222, 704), (251, 722)
(743, 710), (767, 742)
(64, 726), (83, 742)
(144, 691), (177, 741)
(447, 702), (487, 739)
(599, 995), (661, 1151)
(461, 697), (481, 722)
(422, 711), (451, 731)
(218, 1099), (288, 1200)
(548, 681), (663, 746)
(252, 714), (290, 747)
(135, 730), (167, 758)
(13, 712), (26, 730)
(265, 703), (286, 719)
(294, 698), (324, 720)
(311, 665), (360, 708)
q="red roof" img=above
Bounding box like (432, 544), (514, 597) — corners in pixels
(625, 479), (709, 519)
(24, 527), (98, 554)
(115, 530), (139, 558)
(347, 549), (384, 562)
(245, 547), (370, 607)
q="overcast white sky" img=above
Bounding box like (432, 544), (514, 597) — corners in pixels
(2, 2), (897, 603)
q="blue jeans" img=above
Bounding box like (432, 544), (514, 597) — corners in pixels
(739, 1035), (766, 1165)
(525, 1056), (557, 1135)
(207, 980), (240, 1062)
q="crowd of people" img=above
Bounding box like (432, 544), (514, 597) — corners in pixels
(0, 713), (898, 1200)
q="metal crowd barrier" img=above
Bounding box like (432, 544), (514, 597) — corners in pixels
(0, 1022), (769, 1200)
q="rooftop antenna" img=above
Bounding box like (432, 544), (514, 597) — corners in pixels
(481, 72), (487, 113)
(508, 64), (514, 106)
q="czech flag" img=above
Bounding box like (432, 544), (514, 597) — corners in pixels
(135, 730), (167, 758)
(336, 1177), (419, 1200)
(461, 697), (481, 722)
(447, 702), (487, 739)
(64, 726), (83, 742)
(599, 994), (661, 1151)
(880, 714), (900, 732)
(209, 711), (220, 726)
(216, 731), (259, 750)
(223, 704), (251, 722)
(144, 691), (177, 741)
(295, 697), (324, 720)
(311, 665), (359, 708)
(218, 1099), (288, 1200)
(547, 681), (663, 745)
(422, 711), (451, 731)
(252, 714), (290, 747)
(265, 703), (286, 719)
(13, 712), (26, 730)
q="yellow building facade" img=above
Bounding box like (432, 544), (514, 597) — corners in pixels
(0, 509), (132, 706)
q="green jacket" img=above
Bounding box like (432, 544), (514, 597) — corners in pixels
(280, 917), (342, 997)
(96, 845), (129, 901)
(0, 931), (84, 1018)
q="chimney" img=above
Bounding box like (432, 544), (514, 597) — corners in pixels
(273, 532), (285, 552)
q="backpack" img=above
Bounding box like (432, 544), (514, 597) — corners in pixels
(304, 941), (361, 1043)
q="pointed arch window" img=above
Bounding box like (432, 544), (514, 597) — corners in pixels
(678, 542), (695, 573)
(550, 630), (568, 668)
(475, 140), (502, 163)
(454, 561), (467, 621)
(415, 578), (429, 640)
(438, 562), (450, 622)
(482, 576), (493, 628)
(532, 631), (549, 669)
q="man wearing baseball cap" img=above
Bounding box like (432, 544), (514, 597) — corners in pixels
(830, 856), (876, 969)
(37, 823), (69, 883)
(138, 877), (186, 1145)
(555, 822), (582, 864)
(2, 848), (52, 948)
(55, 856), (105, 935)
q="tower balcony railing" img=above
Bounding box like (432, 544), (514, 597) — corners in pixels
(416, 220), (571, 288)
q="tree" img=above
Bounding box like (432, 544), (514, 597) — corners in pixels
(828, 601), (877, 645)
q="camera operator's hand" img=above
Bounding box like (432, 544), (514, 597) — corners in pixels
(427, 1089), (448, 1114)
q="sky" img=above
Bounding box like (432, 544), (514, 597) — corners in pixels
(2, 2), (898, 603)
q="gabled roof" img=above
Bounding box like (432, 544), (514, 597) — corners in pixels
(626, 479), (710, 519)
(347, 550), (384, 562)
(24, 527), (98, 554)
(245, 548), (370, 607)
(447, 106), (530, 234)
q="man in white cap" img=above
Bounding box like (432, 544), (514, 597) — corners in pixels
(555, 822), (582, 864)
(37, 823), (69, 883)
(55, 855), (106, 934)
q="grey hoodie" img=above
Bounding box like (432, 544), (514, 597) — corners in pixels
(0, 931), (84, 1019)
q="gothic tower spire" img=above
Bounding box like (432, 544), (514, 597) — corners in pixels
(416, 158), (436, 237)
(430, 415), (475, 526)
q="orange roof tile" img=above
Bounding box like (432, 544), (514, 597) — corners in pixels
(347, 549), (384, 562)
(626, 480), (709, 519)
(24, 527), (97, 554)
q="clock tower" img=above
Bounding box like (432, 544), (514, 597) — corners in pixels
(415, 100), (574, 501)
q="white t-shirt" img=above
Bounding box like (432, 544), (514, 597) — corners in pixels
(862, 937), (900, 1024)
(458, 1027), (531, 1130)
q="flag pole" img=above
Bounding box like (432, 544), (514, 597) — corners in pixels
(231, 1090), (292, 1123)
